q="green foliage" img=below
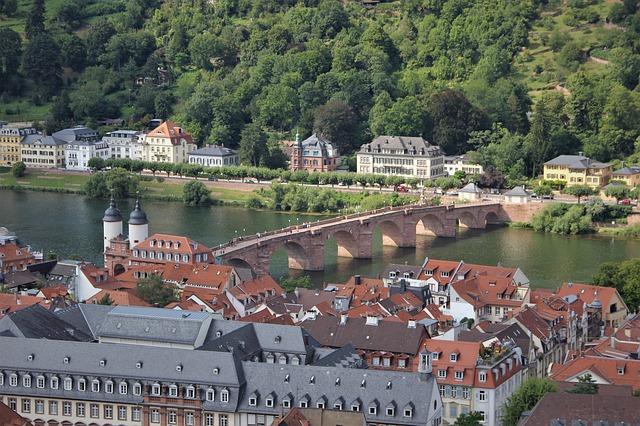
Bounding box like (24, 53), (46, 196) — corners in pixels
(87, 157), (105, 171)
(567, 373), (598, 394)
(279, 275), (312, 293)
(11, 161), (25, 178)
(531, 203), (594, 235)
(533, 184), (553, 197)
(183, 180), (211, 206)
(136, 274), (178, 307)
(22, 32), (62, 100)
(605, 185), (630, 201)
(83, 168), (139, 199)
(593, 258), (640, 311)
(502, 378), (556, 426)
(96, 292), (114, 306)
(564, 185), (596, 203)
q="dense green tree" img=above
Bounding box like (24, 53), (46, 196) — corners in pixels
(605, 185), (630, 202)
(239, 123), (268, 167)
(0, 28), (22, 95)
(85, 21), (116, 64)
(22, 33), (63, 99)
(593, 259), (640, 310)
(96, 292), (114, 305)
(502, 379), (556, 426)
(136, 274), (178, 307)
(183, 181), (212, 206)
(25, 0), (45, 39)
(54, 0), (83, 29)
(567, 373), (598, 394)
(83, 168), (139, 199)
(11, 161), (26, 178)
(57, 33), (86, 71)
(279, 275), (313, 292)
(454, 412), (483, 426)
(87, 157), (106, 171)
(564, 184), (595, 203)
(313, 99), (359, 153)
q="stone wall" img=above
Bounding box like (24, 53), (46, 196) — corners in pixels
(499, 202), (547, 223)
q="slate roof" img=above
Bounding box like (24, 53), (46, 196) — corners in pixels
(302, 316), (427, 355)
(504, 185), (529, 197)
(52, 126), (99, 144)
(360, 136), (442, 157)
(544, 155), (610, 169)
(190, 145), (238, 157)
(311, 344), (364, 368)
(54, 303), (116, 340)
(458, 182), (482, 193)
(0, 304), (92, 341)
(297, 133), (337, 158)
(612, 166), (640, 176)
(20, 134), (67, 146)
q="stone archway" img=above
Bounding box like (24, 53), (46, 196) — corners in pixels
(280, 241), (313, 270)
(226, 257), (255, 272)
(416, 213), (446, 236)
(331, 230), (360, 258)
(375, 220), (404, 247)
(113, 263), (125, 276)
(456, 211), (477, 228)
(484, 211), (501, 225)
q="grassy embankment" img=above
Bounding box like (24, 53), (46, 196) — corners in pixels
(0, 168), (260, 205)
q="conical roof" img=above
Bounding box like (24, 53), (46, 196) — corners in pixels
(128, 196), (148, 225)
(103, 196), (123, 222)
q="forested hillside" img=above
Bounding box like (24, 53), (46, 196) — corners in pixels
(1, 0), (640, 181)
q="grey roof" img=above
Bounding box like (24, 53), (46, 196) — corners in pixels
(128, 197), (148, 225)
(189, 145), (238, 157)
(198, 323), (262, 359)
(98, 306), (213, 346)
(459, 182), (482, 193)
(544, 155), (610, 169)
(239, 361), (437, 425)
(297, 133), (337, 157)
(20, 134), (67, 146)
(360, 136), (442, 157)
(0, 304), (92, 341)
(102, 197), (123, 222)
(104, 130), (141, 137)
(55, 303), (116, 340)
(311, 344), (364, 368)
(382, 264), (422, 279)
(49, 263), (77, 278)
(52, 126), (99, 144)
(612, 166), (640, 175)
(504, 186), (529, 197)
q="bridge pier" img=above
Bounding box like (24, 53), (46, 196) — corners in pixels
(333, 229), (373, 259)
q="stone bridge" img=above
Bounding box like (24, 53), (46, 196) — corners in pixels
(213, 202), (540, 275)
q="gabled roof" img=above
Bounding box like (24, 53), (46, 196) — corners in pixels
(557, 282), (625, 311)
(21, 133), (67, 146)
(551, 356), (640, 390)
(146, 121), (193, 145)
(514, 306), (551, 341)
(612, 166), (640, 175)
(0, 304), (92, 341)
(87, 289), (150, 307)
(504, 185), (529, 197)
(459, 182), (482, 193)
(544, 154), (610, 169)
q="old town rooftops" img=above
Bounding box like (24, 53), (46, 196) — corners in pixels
(551, 355), (640, 390)
(132, 233), (211, 255)
(544, 154), (610, 169)
(146, 120), (193, 145)
(556, 282), (625, 310)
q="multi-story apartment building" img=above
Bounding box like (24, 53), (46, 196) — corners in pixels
(188, 145), (239, 168)
(0, 243), (36, 275)
(141, 121), (196, 164)
(356, 136), (445, 179)
(103, 130), (144, 160)
(55, 126), (109, 171)
(20, 134), (67, 168)
(0, 123), (37, 166)
(290, 133), (339, 172)
(0, 305), (443, 426)
(543, 154), (612, 188)
(443, 155), (483, 177)
(556, 282), (628, 329)
(611, 165), (640, 187)
(424, 339), (525, 426)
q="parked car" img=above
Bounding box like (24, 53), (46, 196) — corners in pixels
(394, 184), (409, 193)
(619, 198), (632, 205)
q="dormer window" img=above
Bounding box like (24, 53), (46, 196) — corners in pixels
(432, 352), (440, 360)
(36, 376), (45, 389)
(63, 377), (72, 391)
(369, 405), (377, 415)
(426, 269), (433, 276)
(105, 380), (113, 394)
(186, 386), (195, 399)
(151, 383), (161, 396)
(206, 388), (214, 401)
(404, 408), (413, 418)
(386, 407), (395, 417)
(77, 378), (86, 391)
(618, 367), (625, 375)
(438, 369), (447, 378)
(479, 372), (487, 382)
(283, 398), (291, 408)
(133, 383), (142, 396)
(249, 396), (257, 406)
(50, 376), (59, 389)
(450, 353), (458, 362)
(455, 371), (464, 380)
(9, 374), (17, 387)
(119, 382), (128, 395)
(169, 385), (178, 397)
(265, 396), (274, 408)
(389, 271), (397, 279)
(441, 271), (449, 278)
(220, 389), (229, 403)
(403, 272), (410, 279)
(23, 375), (31, 388)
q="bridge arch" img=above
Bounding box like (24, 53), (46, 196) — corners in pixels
(227, 257), (255, 272)
(484, 211), (501, 225)
(272, 240), (314, 270)
(375, 219), (404, 247)
(330, 230), (360, 258)
(456, 211), (478, 228)
(416, 213), (446, 237)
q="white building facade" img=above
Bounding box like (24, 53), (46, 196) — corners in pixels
(103, 130), (144, 160)
(188, 145), (239, 167)
(20, 134), (67, 168)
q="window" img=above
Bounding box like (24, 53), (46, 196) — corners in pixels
(21, 399), (30, 413)
(63, 377), (72, 390)
(92, 379), (100, 392)
(369, 406), (377, 415)
(119, 381), (128, 394)
(104, 404), (113, 419)
(372, 356), (380, 366)
(432, 352), (440, 360)
(404, 408), (413, 418)
(386, 407), (395, 416)
(317, 401), (325, 409)
(49, 401), (58, 415)
(90, 404), (99, 418)
(185, 412), (195, 426)
(36, 376), (45, 388)
(35, 400), (44, 414)
(186, 386), (195, 399)
(169, 385), (178, 397)
(23, 375), (31, 388)
(219, 414), (229, 426)
(8, 374), (17, 387)
(398, 358), (407, 368)
(63, 401), (72, 416)
(463, 387), (470, 399)
(334, 402), (343, 410)
(206, 388), (214, 401)
(455, 371), (464, 380)
(438, 369), (447, 378)
(450, 353), (458, 362)
(132, 407), (141, 421)
(221, 389), (229, 402)
(78, 378), (86, 391)
(478, 390), (486, 402)
(205, 414), (214, 426)
(133, 382), (142, 395)
(8, 398), (16, 411)
(249, 397), (257, 406)
(76, 402), (85, 417)
(168, 410), (177, 424)
(118, 406), (127, 420)
(479, 372), (487, 382)
(478, 411), (486, 422)
(151, 383), (161, 396)
(105, 380), (113, 393)
(283, 399), (291, 408)
(151, 408), (160, 423)
(300, 400), (308, 408)
(266, 397), (274, 408)
(352, 404), (361, 412)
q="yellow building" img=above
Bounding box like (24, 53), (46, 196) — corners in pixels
(0, 123), (37, 166)
(141, 121), (196, 164)
(543, 154), (612, 188)
(611, 166), (640, 187)
(20, 134), (67, 168)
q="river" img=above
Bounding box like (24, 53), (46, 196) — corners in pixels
(1, 189), (639, 289)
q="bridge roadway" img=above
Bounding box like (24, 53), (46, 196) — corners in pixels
(212, 201), (521, 275)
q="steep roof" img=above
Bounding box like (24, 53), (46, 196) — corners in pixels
(146, 121), (193, 145)
(360, 136), (442, 158)
(551, 356), (640, 390)
(544, 154), (610, 169)
(21, 133), (67, 146)
(458, 182), (482, 193)
(556, 282), (625, 311)
(0, 304), (92, 341)
(0, 293), (43, 316)
(612, 166), (640, 175)
(424, 340), (480, 387)
(86, 289), (150, 307)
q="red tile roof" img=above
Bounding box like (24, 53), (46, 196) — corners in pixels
(146, 121), (193, 145)
(131, 233), (212, 262)
(87, 289), (150, 307)
(551, 356), (640, 390)
(451, 275), (527, 308)
(556, 282), (623, 311)
(0, 243), (35, 265)
(0, 293), (44, 317)
(424, 340), (480, 387)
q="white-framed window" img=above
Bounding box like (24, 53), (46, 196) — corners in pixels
(206, 388), (214, 401)
(386, 407), (395, 416)
(300, 400), (308, 408)
(479, 411), (486, 422)
(132, 407), (141, 421)
(119, 381), (128, 394)
(50, 376), (59, 389)
(76, 402), (85, 417)
(35, 400), (44, 414)
(9, 374), (17, 387)
(404, 408), (413, 418)
(105, 380), (113, 393)
(23, 374), (31, 388)
(133, 382), (142, 395)
(90, 404), (99, 418)
(333, 402), (343, 410)
(369, 405), (378, 415)
(36, 376), (45, 388)
(151, 408), (160, 423)
(168, 410), (177, 424)
(372, 356), (380, 366)
(205, 414), (214, 426)
(283, 399), (291, 408)
(317, 401), (325, 409)
(398, 358), (407, 368)
(104, 404), (113, 419)
(221, 389), (229, 402)
(266, 397), (274, 408)
(479, 372), (487, 382)
(478, 390), (486, 402)
(77, 378), (86, 391)
(438, 369), (447, 378)
(186, 386), (195, 399)
(455, 371), (464, 380)
(169, 385), (178, 397)
(49, 401), (58, 415)
(21, 399), (31, 413)
(63, 377), (72, 390)
(432, 352), (440, 360)
(118, 405), (127, 421)
(463, 387), (470, 399)
(450, 353), (458, 362)
(151, 383), (161, 396)
(185, 412), (195, 426)
(219, 414), (228, 426)
(63, 401), (72, 416)
(249, 396), (257, 406)
(0, 373), (3, 386)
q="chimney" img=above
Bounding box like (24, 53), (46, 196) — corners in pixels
(408, 319), (417, 329)
(340, 314), (348, 325)
(365, 315), (379, 326)
(579, 151), (584, 157)
(354, 275), (361, 286)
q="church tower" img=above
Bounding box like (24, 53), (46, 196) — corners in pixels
(102, 196), (123, 251)
(128, 194), (149, 246)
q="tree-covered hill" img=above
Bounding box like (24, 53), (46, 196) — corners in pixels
(2, 0), (640, 182)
